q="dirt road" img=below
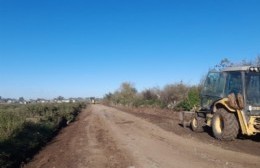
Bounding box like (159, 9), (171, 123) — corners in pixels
(25, 105), (260, 168)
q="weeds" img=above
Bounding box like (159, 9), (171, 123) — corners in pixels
(0, 102), (86, 168)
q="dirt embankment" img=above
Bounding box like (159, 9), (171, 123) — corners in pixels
(25, 105), (260, 168)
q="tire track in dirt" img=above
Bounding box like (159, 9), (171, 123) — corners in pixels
(25, 106), (133, 168)
(94, 105), (260, 168)
(85, 108), (133, 168)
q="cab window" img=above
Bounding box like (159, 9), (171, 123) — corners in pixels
(202, 72), (225, 97)
(224, 72), (242, 95)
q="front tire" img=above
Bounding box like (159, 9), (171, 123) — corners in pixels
(212, 108), (239, 141)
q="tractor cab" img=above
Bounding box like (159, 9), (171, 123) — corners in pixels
(201, 66), (260, 115)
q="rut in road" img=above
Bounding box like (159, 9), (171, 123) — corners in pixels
(26, 104), (260, 168)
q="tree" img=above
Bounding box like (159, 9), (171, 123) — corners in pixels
(104, 92), (113, 101)
(19, 97), (25, 102)
(142, 89), (158, 100)
(117, 82), (137, 105)
(255, 55), (260, 66)
(160, 82), (189, 105)
(214, 58), (233, 70)
(119, 82), (137, 94)
(240, 59), (252, 66)
(57, 96), (64, 100)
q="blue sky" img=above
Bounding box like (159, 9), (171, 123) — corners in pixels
(1, 0), (260, 99)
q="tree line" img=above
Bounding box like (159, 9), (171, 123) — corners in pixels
(104, 81), (201, 111)
(103, 56), (260, 111)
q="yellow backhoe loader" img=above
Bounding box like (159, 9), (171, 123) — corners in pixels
(182, 66), (260, 140)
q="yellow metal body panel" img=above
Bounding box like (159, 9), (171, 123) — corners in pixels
(248, 116), (260, 134)
(236, 109), (252, 135)
(210, 98), (260, 135)
(213, 98), (236, 113)
(206, 114), (213, 127)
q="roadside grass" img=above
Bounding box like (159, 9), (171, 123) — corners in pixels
(0, 102), (86, 168)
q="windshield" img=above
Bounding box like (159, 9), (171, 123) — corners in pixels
(200, 72), (225, 109)
(202, 72), (225, 97)
(246, 72), (260, 106)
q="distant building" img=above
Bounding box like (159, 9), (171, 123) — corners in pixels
(19, 101), (27, 104)
(62, 99), (70, 103)
(36, 99), (49, 104)
(7, 99), (14, 104)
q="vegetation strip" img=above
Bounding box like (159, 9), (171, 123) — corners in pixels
(0, 102), (86, 168)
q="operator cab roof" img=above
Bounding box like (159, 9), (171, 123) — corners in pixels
(222, 66), (260, 72)
(222, 66), (251, 72)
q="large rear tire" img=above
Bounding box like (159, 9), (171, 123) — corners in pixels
(191, 116), (205, 133)
(212, 108), (239, 141)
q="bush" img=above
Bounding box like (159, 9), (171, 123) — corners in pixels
(160, 82), (189, 106)
(175, 87), (200, 111)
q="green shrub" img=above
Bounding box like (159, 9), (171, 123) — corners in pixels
(175, 87), (200, 111)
